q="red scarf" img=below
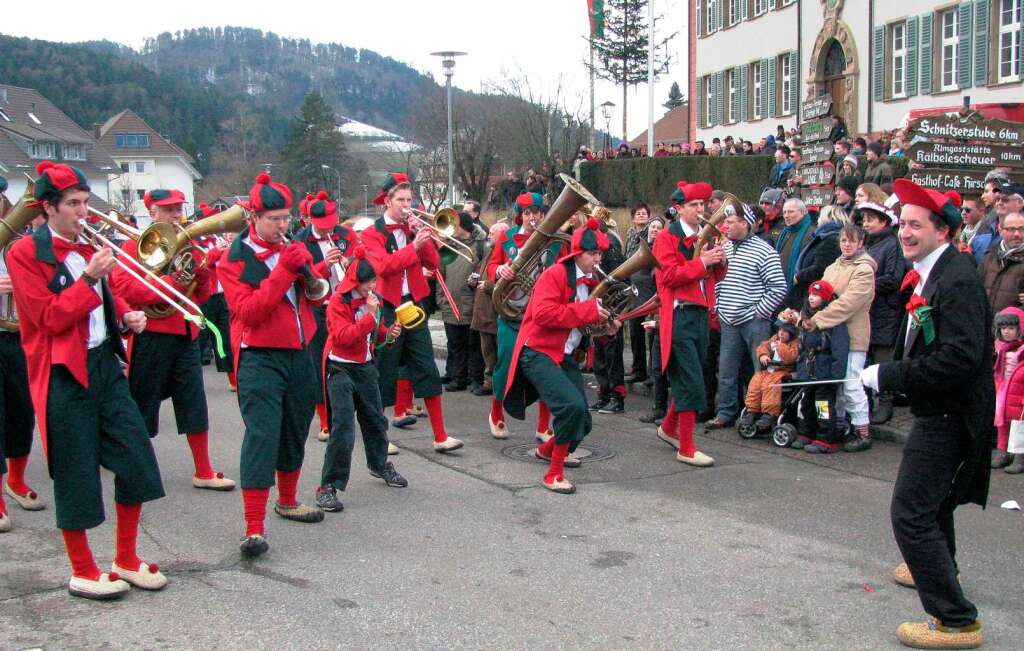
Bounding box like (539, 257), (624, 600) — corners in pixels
(52, 238), (94, 263)
(249, 231), (284, 262)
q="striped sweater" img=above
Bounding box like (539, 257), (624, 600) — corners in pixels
(716, 235), (788, 326)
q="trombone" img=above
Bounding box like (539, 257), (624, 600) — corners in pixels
(402, 207), (474, 263)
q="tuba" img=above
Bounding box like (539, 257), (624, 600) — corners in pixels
(585, 239), (661, 335)
(696, 191), (743, 254)
(0, 180), (44, 331)
(492, 174), (600, 321)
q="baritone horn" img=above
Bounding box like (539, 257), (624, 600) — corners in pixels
(0, 179), (45, 331)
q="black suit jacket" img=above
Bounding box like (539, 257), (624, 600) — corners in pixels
(879, 245), (994, 507)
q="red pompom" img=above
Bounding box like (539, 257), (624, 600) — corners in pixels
(945, 190), (962, 208)
(394, 173), (409, 184)
(586, 217), (600, 231)
(305, 193), (314, 201)
(316, 190), (329, 200)
(108, 572), (120, 582)
(255, 172), (271, 184)
(199, 203), (209, 209)
(353, 245), (366, 259)
(148, 563), (160, 573)
(36, 160), (56, 175)
(676, 180), (688, 189)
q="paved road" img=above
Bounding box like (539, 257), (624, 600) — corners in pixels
(2, 364), (1023, 650)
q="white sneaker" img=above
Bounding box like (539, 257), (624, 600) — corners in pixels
(489, 413), (509, 439)
(433, 437), (464, 453)
(68, 572), (130, 600)
(111, 561), (168, 591)
(676, 450), (715, 467)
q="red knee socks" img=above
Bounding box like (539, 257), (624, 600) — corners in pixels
(242, 487), (270, 537)
(316, 402), (329, 431)
(114, 502), (143, 572)
(61, 529), (101, 580)
(0, 474), (6, 515)
(5, 455), (34, 498)
(997, 423), (1009, 451)
(538, 437), (555, 458)
(676, 410), (697, 457)
(424, 395), (448, 443)
(490, 398), (504, 425)
(662, 402), (678, 435)
(228, 370), (237, 389)
(544, 442), (570, 483)
(276, 469), (300, 507)
(394, 379), (414, 417)
(186, 432), (215, 480)
(536, 401), (551, 434)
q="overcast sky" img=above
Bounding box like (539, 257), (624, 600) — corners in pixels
(3, 0), (688, 142)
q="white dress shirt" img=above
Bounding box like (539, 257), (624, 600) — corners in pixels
(312, 226), (342, 290)
(51, 228), (106, 349)
(242, 236), (301, 347)
(903, 243), (949, 350)
(564, 264), (591, 355)
(383, 215), (411, 297)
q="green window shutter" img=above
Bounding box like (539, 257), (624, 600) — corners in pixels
(873, 25), (885, 100)
(767, 57), (777, 118)
(974, 0), (989, 86)
(716, 72), (725, 125)
(717, 0), (724, 31)
(741, 0), (749, 21)
(957, 1), (973, 89)
(732, 66), (741, 122)
(789, 51), (799, 115)
(697, 1), (703, 37)
(739, 64), (749, 121)
(907, 17), (919, 96)
(760, 58), (770, 118)
(920, 13), (934, 95)
(697, 77), (705, 126)
(768, 0), (777, 9)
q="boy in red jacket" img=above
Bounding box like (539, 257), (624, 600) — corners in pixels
(315, 247), (407, 512)
(8, 161), (167, 599)
(111, 189), (235, 491)
(218, 173), (326, 558)
(504, 218), (614, 494)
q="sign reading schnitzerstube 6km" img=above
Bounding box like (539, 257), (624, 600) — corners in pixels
(909, 116), (1024, 145)
(908, 141), (1024, 168)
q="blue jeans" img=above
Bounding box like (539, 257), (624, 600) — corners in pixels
(714, 317), (771, 422)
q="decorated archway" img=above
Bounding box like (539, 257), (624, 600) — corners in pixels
(806, 17), (860, 131)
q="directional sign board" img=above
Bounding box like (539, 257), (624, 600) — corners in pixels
(908, 141), (1024, 169)
(802, 94), (833, 120)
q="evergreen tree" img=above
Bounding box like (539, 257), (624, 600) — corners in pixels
(664, 81), (685, 110)
(279, 92), (350, 199)
(588, 0), (676, 141)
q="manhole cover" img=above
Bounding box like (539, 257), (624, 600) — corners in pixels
(501, 442), (616, 464)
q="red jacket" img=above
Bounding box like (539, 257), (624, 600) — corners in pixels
(293, 224), (359, 281)
(325, 291), (389, 363)
(653, 219), (727, 371)
(8, 226), (131, 454)
(360, 217), (439, 307)
(504, 261), (600, 398)
(110, 237), (214, 339)
(217, 228), (323, 374)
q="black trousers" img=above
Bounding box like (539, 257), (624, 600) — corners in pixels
(798, 385), (839, 443)
(628, 318), (647, 380)
(891, 414), (978, 626)
(376, 300), (443, 406)
(467, 329), (485, 386)
(593, 330), (625, 398)
(200, 293), (234, 373)
(0, 332), (34, 475)
(444, 323), (471, 385)
(322, 360), (389, 491)
(129, 331), (209, 436)
(650, 327), (669, 412)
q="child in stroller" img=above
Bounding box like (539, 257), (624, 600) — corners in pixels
(737, 309), (800, 435)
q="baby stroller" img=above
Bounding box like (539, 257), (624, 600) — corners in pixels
(738, 379), (854, 447)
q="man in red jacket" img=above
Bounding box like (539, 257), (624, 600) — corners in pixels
(218, 173), (326, 558)
(504, 218), (613, 494)
(9, 161), (167, 599)
(361, 173), (462, 452)
(111, 189), (235, 491)
(653, 180), (726, 467)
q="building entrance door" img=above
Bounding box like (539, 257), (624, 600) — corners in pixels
(823, 39), (848, 126)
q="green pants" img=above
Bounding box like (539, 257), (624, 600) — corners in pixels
(491, 316), (519, 399)
(1, 332), (34, 475)
(666, 305), (709, 413)
(129, 331), (209, 436)
(46, 341), (165, 530)
(322, 361), (389, 490)
(237, 347), (316, 489)
(514, 347), (591, 448)
(376, 301), (442, 406)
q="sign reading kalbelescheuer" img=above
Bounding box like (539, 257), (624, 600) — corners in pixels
(909, 116), (1024, 145)
(908, 141), (1024, 168)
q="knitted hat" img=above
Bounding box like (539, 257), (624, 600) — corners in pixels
(670, 180), (713, 204)
(372, 172), (410, 206)
(758, 187), (785, 206)
(842, 154), (860, 170)
(994, 306), (1024, 341)
(867, 142), (884, 157)
(513, 192), (543, 215)
(298, 193), (315, 218)
(892, 178), (963, 229)
(308, 190), (339, 230)
(836, 175), (859, 199)
(775, 308), (800, 338)
(740, 203), (757, 227)
(143, 188), (186, 209)
(808, 279), (836, 302)
(191, 202), (216, 220)
(556, 217), (609, 264)
(33, 161), (89, 200)
(338, 245), (377, 294)
(248, 172), (293, 212)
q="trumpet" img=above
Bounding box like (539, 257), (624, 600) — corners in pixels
(402, 207), (474, 263)
(281, 235), (331, 301)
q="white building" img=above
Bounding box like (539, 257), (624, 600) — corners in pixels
(689, 0), (1023, 142)
(95, 109), (202, 223)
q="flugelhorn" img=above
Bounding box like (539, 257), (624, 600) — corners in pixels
(282, 234), (331, 301)
(0, 179), (44, 331)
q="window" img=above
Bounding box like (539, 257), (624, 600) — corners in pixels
(999, 0), (1022, 82)
(135, 161), (146, 173)
(729, 0), (741, 26)
(120, 162), (130, 173)
(115, 134), (125, 148)
(28, 141), (56, 159)
(892, 22), (907, 98)
(27, 112), (41, 125)
(0, 108), (9, 122)
(939, 10), (959, 91)
(136, 190), (146, 200)
(752, 61), (763, 119)
(727, 69), (737, 122)
(126, 134), (138, 147)
(781, 0), (795, 5)
(705, 76), (714, 126)
(707, 0), (718, 33)
(139, 134), (150, 147)
(781, 54), (793, 115)
(755, 0), (768, 16)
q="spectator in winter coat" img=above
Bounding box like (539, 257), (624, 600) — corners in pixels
(624, 203), (652, 383)
(739, 310), (800, 431)
(757, 188), (787, 245)
(861, 203), (906, 425)
(971, 182), (1024, 262)
(978, 211), (1024, 316)
(992, 306), (1024, 474)
(769, 145), (794, 189)
(787, 204), (846, 309)
(436, 212), (487, 391)
(828, 116), (848, 144)
(470, 222), (509, 395)
(776, 198), (816, 288)
(834, 175), (859, 214)
(807, 225), (877, 452)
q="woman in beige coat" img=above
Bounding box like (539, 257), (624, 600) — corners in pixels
(805, 224), (877, 451)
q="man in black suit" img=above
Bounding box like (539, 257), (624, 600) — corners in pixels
(861, 178), (991, 649)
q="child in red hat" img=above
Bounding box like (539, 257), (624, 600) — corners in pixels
(794, 280), (850, 452)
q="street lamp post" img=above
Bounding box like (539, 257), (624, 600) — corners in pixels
(430, 50), (467, 208)
(361, 184), (369, 216)
(321, 164), (341, 202)
(600, 101), (615, 155)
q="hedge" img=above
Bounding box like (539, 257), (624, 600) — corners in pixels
(578, 156), (774, 207)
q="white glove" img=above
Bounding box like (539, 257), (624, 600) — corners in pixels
(860, 364), (880, 392)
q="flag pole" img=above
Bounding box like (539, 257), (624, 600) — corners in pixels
(647, 0), (655, 157)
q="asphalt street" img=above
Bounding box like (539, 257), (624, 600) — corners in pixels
(2, 363), (1023, 650)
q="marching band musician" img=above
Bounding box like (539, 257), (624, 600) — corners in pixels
(487, 192), (555, 442)
(292, 190), (357, 442)
(0, 174), (45, 533)
(361, 173), (463, 452)
(218, 172), (326, 558)
(503, 217), (614, 494)
(8, 162), (167, 598)
(111, 189), (236, 492)
(653, 181), (726, 467)
(194, 204), (239, 391)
